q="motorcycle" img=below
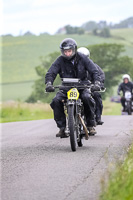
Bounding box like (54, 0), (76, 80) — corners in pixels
(47, 78), (104, 152)
(55, 78), (90, 151)
(123, 91), (133, 115)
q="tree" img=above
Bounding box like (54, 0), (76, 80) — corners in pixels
(82, 21), (98, 31)
(92, 28), (98, 36)
(65, 25), (85, 34)
(26, 52), (60, 103)
(92, 27), (111, 38)
(87, 43), (133, 97)
(99, 27), (111, 38)
(26, 44), (133, 102)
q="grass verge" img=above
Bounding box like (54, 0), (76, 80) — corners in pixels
(0, 100), (122, 123)
(100, 140), (133, 200)
(0, 102), (53, 123)
(102, 99), (121, 115)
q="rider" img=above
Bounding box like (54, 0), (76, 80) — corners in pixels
(117, 74), (133, 111)
(77, 47), (105, 125)
(45, 38), (101, 137)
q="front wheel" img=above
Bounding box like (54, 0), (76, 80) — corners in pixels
(68, 104), (77, 151)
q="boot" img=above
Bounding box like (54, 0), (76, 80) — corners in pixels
(56, 128), (69, 138)
(96, 115), (104, 125)
(122, 107), (126, 112)
(88, 127), (97, 136)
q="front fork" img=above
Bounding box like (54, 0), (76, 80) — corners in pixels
(75, 99), (83, 141)
(65, 99), (82, 140)
(64, 102), (70, 135)
(64, 100), (75, 135)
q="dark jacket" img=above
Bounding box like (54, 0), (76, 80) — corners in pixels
(95, 64), (105, 84)
(117, 82), (133, 95)
(45, 53), (100, 84)
(87, 63), (105, 84)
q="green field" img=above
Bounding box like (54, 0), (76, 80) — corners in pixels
(2, 81), (34, 101)
(1, 28), (133, 101)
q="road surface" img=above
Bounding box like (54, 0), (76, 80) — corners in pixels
(1, 116), (133, 200)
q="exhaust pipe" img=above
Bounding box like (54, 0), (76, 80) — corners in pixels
(79, 115), (89, 140)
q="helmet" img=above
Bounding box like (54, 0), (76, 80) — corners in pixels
(60, 38), (77, 60)
(77, 47), (90, 58)
(122, 74), (130, 81)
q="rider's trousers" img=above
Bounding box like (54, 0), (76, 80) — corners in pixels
(93, 92), (103, 118)
(50, 89), (96, 128)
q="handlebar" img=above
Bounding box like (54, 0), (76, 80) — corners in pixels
(45, 84), (106, 93)
(54, 84), (106, 92)
(54, 84), (91, 90)
(99, 88), (106, 93)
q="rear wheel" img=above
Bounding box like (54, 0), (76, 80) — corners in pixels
(77, 121), (83, 147)
(127, 102), (132, 115)
(68, 104), (77, 152)
(128, 109), (132, 115)
(77, 135), (83, 147)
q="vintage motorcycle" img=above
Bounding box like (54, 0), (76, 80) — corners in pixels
(123, 91), (133, 115)
(52, 78), (101, 151)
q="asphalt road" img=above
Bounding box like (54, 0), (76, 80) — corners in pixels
(1, 116), (133, 200)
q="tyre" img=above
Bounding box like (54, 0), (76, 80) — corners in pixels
(127, 102), (132, 115)
(128, 108), (132, 115)
(68, 104), (77, 151)
(77, 122), (83, 147)
(77, 135), (83, 147)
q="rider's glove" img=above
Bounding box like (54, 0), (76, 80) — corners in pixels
(101, 86), (105, 90)
(100, 82), (105, 90)
(91, 81), (101, 92)
(45, 82), (55, 92)
(95, 81), (101, 90)
(117, 91), (120, 95)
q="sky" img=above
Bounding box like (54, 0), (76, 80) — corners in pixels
(1, 0), (133, 36)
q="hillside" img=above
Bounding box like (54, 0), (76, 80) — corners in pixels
(57, 17), (133, 34)
(1, 28), (133, 101)
(81, 17), (133, 31)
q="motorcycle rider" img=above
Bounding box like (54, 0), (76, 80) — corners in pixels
(117, 74), (133, 111)
(77, 47), (105, 125)
(45, 38), (101, 137)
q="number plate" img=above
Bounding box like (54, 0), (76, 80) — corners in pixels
(67, 88), (79, 100)
(125, 91), (131, 99)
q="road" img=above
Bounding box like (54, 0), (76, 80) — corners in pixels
(1, 116), (133, 200)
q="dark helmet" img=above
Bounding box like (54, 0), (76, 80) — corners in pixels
(60, 38), (77, 60)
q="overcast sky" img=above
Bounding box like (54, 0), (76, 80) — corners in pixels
(1, 0), (133, 36)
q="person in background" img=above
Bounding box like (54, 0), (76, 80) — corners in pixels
(77, 47), (105, 125)
(117, 74), (133, 111)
